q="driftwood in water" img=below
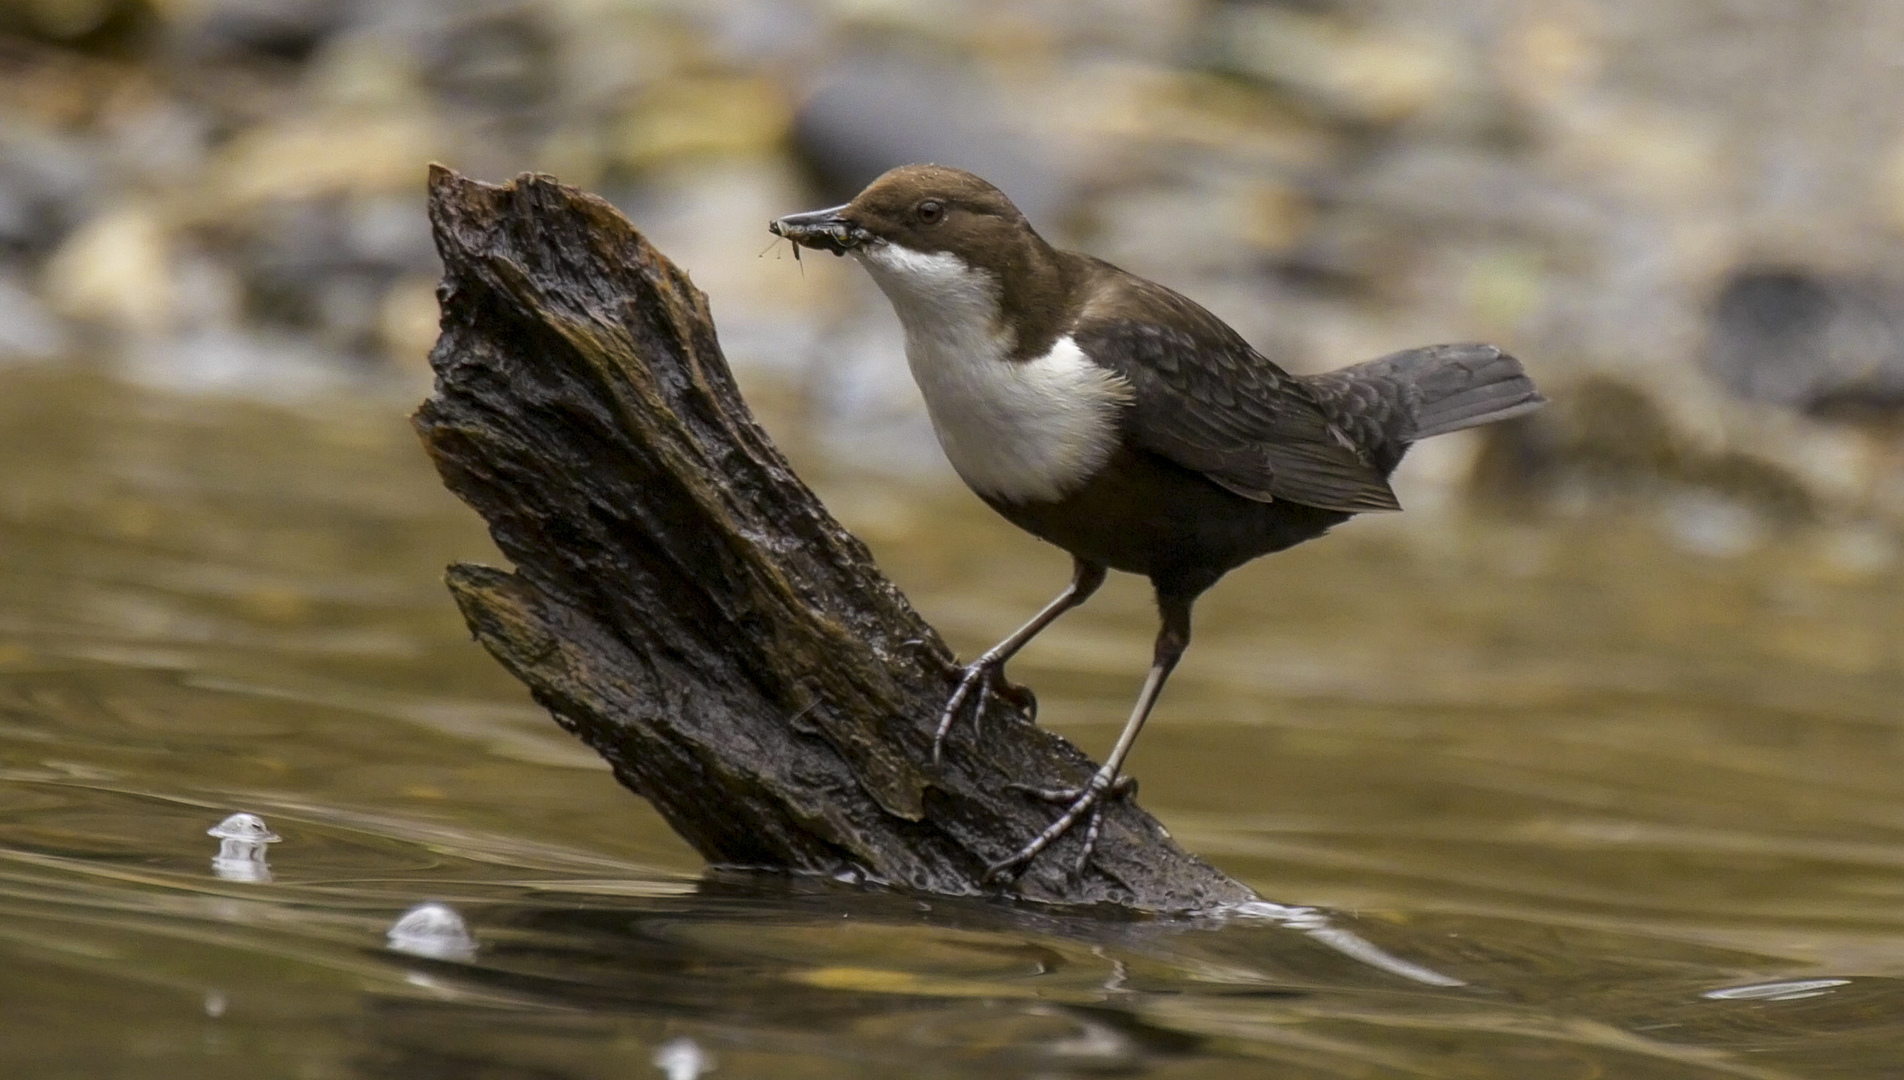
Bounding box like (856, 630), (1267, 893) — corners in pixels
(412, 167), (1256, 911)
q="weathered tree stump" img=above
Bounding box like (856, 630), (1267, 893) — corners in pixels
(412, 167), (1257, 911)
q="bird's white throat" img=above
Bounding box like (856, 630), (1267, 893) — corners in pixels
(855, 242), (1129, 504)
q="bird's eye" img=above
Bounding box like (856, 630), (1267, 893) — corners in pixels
(916, 200), (945, 224)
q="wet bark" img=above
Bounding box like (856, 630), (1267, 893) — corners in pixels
(412, 167), (1256, 911)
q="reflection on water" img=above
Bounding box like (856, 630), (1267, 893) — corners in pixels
(2, 366), (1904, 1077)
(1704, 979), (1853, 1002)
(653, 1037), (713, 1080)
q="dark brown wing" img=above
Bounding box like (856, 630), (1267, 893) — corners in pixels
(1071, 272), (1400, 513)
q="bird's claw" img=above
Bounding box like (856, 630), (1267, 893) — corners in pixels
(932, 659), (1036, 767)
(985, 773), (1136, 883)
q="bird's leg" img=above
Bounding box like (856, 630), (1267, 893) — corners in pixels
(934, 558), (1106, 766)
(985, 594), (1193, 883)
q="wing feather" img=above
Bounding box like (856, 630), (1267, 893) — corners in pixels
(1072, 275), (1400, 513)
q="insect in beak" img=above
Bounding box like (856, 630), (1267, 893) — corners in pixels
(769, 206), (871, 256)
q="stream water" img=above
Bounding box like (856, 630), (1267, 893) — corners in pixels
(3, 365), (1903, 1078)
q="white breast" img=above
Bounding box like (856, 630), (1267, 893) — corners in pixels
(856, 243), (1129, 504)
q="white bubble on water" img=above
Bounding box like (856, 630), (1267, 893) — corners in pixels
(208, 812), (281, 882)
(386, 902), (477, 962)
(207, 812), (281, 842)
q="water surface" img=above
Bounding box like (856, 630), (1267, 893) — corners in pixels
(3, 367), (1903, 1078)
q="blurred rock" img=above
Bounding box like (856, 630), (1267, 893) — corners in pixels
(0, 32), (134, 127)
(1201, 4), (1475, 127)
(1659, 491), (1764, 558)
(792, 57), (1065, 222)
(1877, 134), (1904, 237)
(1049, 63), (1337, 171)
(1473, 376), (1817, 527)
(228, 193), (436, 358)
(208, 112), (437, 208)
(1345, 143), (1599, 238)
(1090, 176), (1288, 276)
(1497, 10), (1602, 113)
(0, 0), (155, 51)
(97, 92), (211, 186)
(693, 0), (825, 63)
(43, 200), (172, 333)
(168, 247), (241, 329)
(0, 271), (69, 359)
(301, 29), (425, 112)
(167, 0), (351, 65)
(420, 4), (557, 113)
(611, 75), (791, 172)
(376, 273), (439, 369)
(0, 122), (101, 257)
(1705, 267), (1904, 419)
(1548, 98), (1727, 206)
(339, 192), (438, 268)
(1816, 522), (1898, 576)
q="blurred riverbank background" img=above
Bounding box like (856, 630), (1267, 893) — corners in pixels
(7, 0), (1904, 553)
(9, 3), (1904, 1076)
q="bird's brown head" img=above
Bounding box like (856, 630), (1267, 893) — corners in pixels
(770, 165), (1070, 350)
(770, 164), (1041, 268)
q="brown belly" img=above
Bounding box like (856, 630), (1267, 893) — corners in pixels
(980, 446), (1354, 598)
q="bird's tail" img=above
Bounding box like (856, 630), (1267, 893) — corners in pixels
(1306, 343), (1545, 457)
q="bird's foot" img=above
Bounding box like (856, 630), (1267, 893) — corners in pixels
(932, 658), (1036, 766)
(984, 771), (1136, 883)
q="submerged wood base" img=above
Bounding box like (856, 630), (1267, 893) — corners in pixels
(412, 167), (1256, 911)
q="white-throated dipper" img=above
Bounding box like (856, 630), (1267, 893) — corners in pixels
(771, 164), (1545, 881)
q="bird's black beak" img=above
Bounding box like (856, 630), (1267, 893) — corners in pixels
(769, 204), (870, 257)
